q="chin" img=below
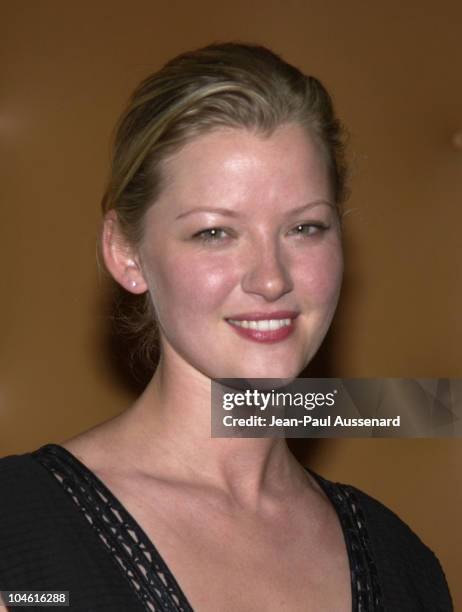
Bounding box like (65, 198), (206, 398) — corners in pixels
(244, 376), (298, 391)
(220, 360), (304, 382)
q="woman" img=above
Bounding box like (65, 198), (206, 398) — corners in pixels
(0, 43), (452, 611)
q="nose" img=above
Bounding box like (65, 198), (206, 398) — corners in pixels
(241, 238), (294, 301)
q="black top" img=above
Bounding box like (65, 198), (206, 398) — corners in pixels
(0, 444), (453, 611)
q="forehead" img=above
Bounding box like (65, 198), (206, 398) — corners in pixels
(153, 123), (332, 218)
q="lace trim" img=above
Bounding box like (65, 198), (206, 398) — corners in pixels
(336, 485), (383, 611)
(308, 470), (383, 611)
(32, 444), (193, 612)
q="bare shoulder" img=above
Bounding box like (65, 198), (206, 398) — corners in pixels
(60, 413), (127, 470)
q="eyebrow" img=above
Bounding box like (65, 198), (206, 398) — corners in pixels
(176, 207), (240, 220)
(175, 200), (335, 220)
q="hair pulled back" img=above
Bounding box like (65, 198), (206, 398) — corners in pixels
(102, 42), (347, 373)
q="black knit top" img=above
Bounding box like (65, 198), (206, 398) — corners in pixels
(0, 444), (453, 611)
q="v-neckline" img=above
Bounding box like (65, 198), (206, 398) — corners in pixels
(32, 443), (380, 611)
(33, 443), (193, 611)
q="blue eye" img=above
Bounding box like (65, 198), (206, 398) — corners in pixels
(193, 227), (228, 242)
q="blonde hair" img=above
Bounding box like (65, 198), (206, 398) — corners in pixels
(102, 42), (347, 374)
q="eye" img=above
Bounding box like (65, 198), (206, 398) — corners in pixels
(288, 223), (329, 237)
(192, 227), (229, 242)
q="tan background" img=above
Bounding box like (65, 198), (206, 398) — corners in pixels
(1, 0), (461, 606)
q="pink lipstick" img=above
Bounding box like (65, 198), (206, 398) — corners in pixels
(225, 311), (299, 344)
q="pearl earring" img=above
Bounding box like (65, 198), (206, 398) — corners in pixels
(131, 280), (137, 288)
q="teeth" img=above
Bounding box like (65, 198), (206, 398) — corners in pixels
(228, 318), (292, 331)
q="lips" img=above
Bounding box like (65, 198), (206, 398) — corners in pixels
(225, 311), (299, 343)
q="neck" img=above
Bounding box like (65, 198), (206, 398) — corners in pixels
(114, 347), (305, 506)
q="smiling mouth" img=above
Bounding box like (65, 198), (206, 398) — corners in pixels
(225, 315), (298, 343)
(227, 318), (292, 331)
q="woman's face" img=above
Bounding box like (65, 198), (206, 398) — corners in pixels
(138, 123), (343, 380)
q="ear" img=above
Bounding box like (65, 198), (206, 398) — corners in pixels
(101, 210), (148, 294)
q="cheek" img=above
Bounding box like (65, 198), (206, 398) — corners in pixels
(145, 248), (238, 321)
(294, 242), (343, 306)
